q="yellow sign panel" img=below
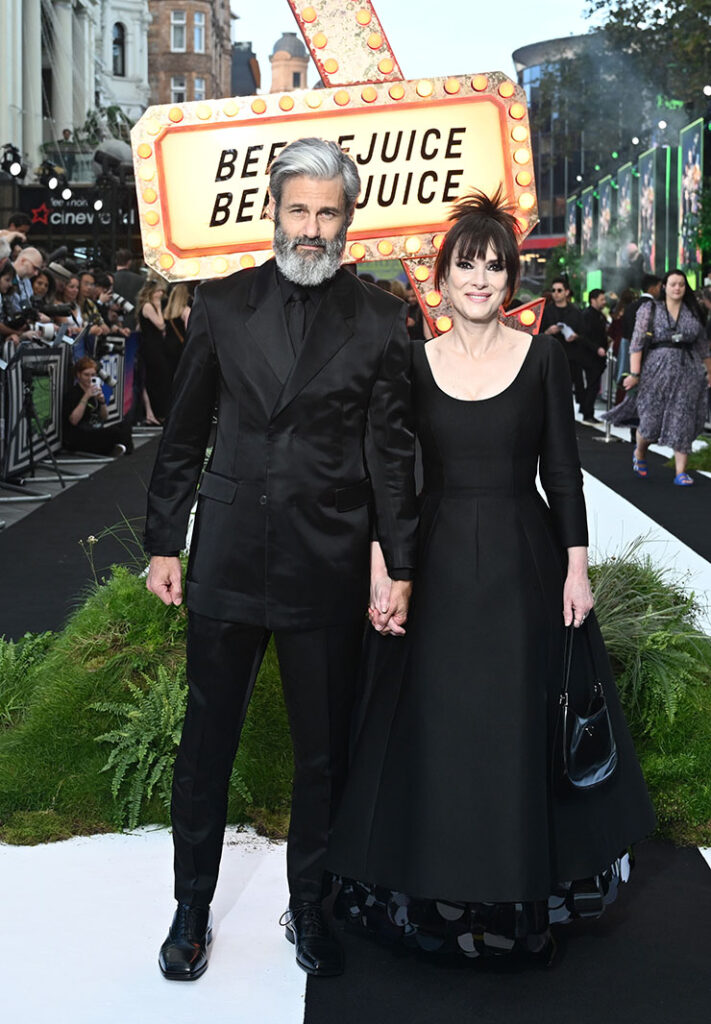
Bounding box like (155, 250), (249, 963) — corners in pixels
(132, 72), (536, 281)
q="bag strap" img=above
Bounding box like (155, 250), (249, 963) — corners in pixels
(560, 621), (606, 704)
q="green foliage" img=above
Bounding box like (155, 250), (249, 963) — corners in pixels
(0, 566), (291, 844)
(587, 0), (711, 119)
(590, 539), (711, 738)
(681, 437), (711, 472)
(91, 668), (189, 829)
(0, 632), (55, 729)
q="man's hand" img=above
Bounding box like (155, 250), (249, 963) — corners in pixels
(369, 580), (413, 636)
(146, 555), (183, 606)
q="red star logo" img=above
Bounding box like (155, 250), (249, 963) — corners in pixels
(31, 203), (51, 225)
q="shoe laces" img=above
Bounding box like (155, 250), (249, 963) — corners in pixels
(279, 902), (327, 935)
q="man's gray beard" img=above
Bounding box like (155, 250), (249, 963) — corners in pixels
(273, 220), (347, 287)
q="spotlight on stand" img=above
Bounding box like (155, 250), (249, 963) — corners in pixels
(38, 159), (69, 195)
(61, 185), (72, 200)
(93, 198), (104, 212)
(1, 143), (27, 180)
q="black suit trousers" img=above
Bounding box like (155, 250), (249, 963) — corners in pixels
(172, 612), (364, 906)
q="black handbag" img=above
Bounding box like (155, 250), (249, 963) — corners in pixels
(554, 623), (618, 791)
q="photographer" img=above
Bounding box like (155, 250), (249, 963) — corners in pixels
(0, 247), (50, 340)
(62, 356), (132, 456)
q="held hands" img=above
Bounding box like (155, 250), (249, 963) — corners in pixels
(146, 555), (183, 606)
(368, 576), (413, 636)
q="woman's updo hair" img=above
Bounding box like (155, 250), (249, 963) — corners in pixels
(434, 186), (521, 306)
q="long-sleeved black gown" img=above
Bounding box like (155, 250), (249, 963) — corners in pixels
(327, 335), (655, 957)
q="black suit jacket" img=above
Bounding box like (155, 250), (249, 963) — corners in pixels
(144, 259), (418, 629)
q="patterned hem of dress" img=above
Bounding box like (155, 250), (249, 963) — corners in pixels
(333, 852), (632, 960)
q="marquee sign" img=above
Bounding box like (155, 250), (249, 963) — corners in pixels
(131, 0), (541, 334)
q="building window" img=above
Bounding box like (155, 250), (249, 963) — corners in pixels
(171, 76), (187, 103)
(194, 11), (206, 53)
(171, 11), (186, 52)
(112, 23), (126, 77)
(194, 77), (206, 101)
(293, 71), (302, 88)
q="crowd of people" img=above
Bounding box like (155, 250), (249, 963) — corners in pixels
(0, 218), (192, 461)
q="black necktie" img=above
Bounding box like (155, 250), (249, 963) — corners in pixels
(287, 286), (308, 357)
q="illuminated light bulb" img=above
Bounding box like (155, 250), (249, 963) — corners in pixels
(144, 210), (159, 226)
(196, 104), (212, 120)
(61, 186), (72, 200)
(414, 266), (430, 282)
(313, 32), (327, 48)
(377, 240), (393, 256)
(139, 165), (154, 181)
(511, 125), (528, 142)
(425, 290), (442, 307)
(142, 188), (157, 203)
(389, 84), (405, 100)
(367, 32), (383, 49)
(516, 216), (529, 231)
(498, 81), (515, 98)
(334, 90), (350, 107)
(301, 5), (317, 22)
(214, 257), (229, 274)
(349, 243), (366, 260)
(251, 98), (267, 114)
(416, 80), (434, 98)
(516, 171), (532, 187)
(223, 100), (239, 117)
(361, 86), (377, 103)
(405, 236), (422, 254)
(168, 107), (184, 123)
(472, 75), (488, 91)
(323, 58), (339, 74)
(137, 143), (152, 159)
(518, 193), (535, 211)
(306, 92), (323, 108)
(658, 119), (667, 130)
(279, 95), (295, 111)
(509, 102), (526, 120)
(356, 9), (372, 25)
(146, 231), (162, 248)
(159, 253), (175, 270)
(240, 254), (256, 268)
(631, 136), (640, 145)
(520, 309), (536, 326)
(378, 57), (394, 74)
(444, 78), (461, 94)
(186, 259), (201, 277)
(513, 148), (530, 164)
(93, 198), (103, 211)
(704, 84), (711, 97)
(432, 234), (445, 249)
(144, 119), (161, 136)
(436, 315), (452, 333)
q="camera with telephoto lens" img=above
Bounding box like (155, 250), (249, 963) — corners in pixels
(111, 292), (134, 314)
(5, 301), (34, 331)
(33, 299), (73, 319)
(32, 322), (59, 342)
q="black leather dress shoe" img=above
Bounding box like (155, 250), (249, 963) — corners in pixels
(159, 903), (213, 981)
(282, 899), (344, 976)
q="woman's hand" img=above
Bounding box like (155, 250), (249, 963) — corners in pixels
(563, 547), (594, 628)
(622, 373), (639, 390)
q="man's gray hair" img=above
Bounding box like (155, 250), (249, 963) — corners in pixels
(269, 138), (360, 213)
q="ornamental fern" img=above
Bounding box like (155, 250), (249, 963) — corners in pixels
(91, 667), (187, 828)
(91, 665), (254, 829)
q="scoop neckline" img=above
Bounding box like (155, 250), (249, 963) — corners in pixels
(422, 335), (536, 403)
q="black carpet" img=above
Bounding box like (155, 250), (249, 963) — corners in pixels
(305, 842), (711, 1024)
(576, 424), (711, 563)
(0, 439), (159, 640)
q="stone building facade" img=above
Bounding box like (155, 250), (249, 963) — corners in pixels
(269, 32), (309, 94)
(147, 0), (233, 105)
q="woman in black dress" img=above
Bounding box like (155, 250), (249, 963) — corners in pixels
(137, 278), (170, 423)
(327, 190), (655, 963)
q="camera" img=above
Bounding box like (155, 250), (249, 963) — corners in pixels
(91, 375), (102, 389)
(33, 300), (74, 319)
(111, 292), (134, 314)
(5, 302), (34, 331)
(32, 322), (59, 343)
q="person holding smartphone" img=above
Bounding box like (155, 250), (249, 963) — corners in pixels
(62, 355), (132, 456)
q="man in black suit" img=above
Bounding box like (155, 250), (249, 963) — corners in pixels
(579, 288), (609, 424)
(145, 138), (417, 981)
